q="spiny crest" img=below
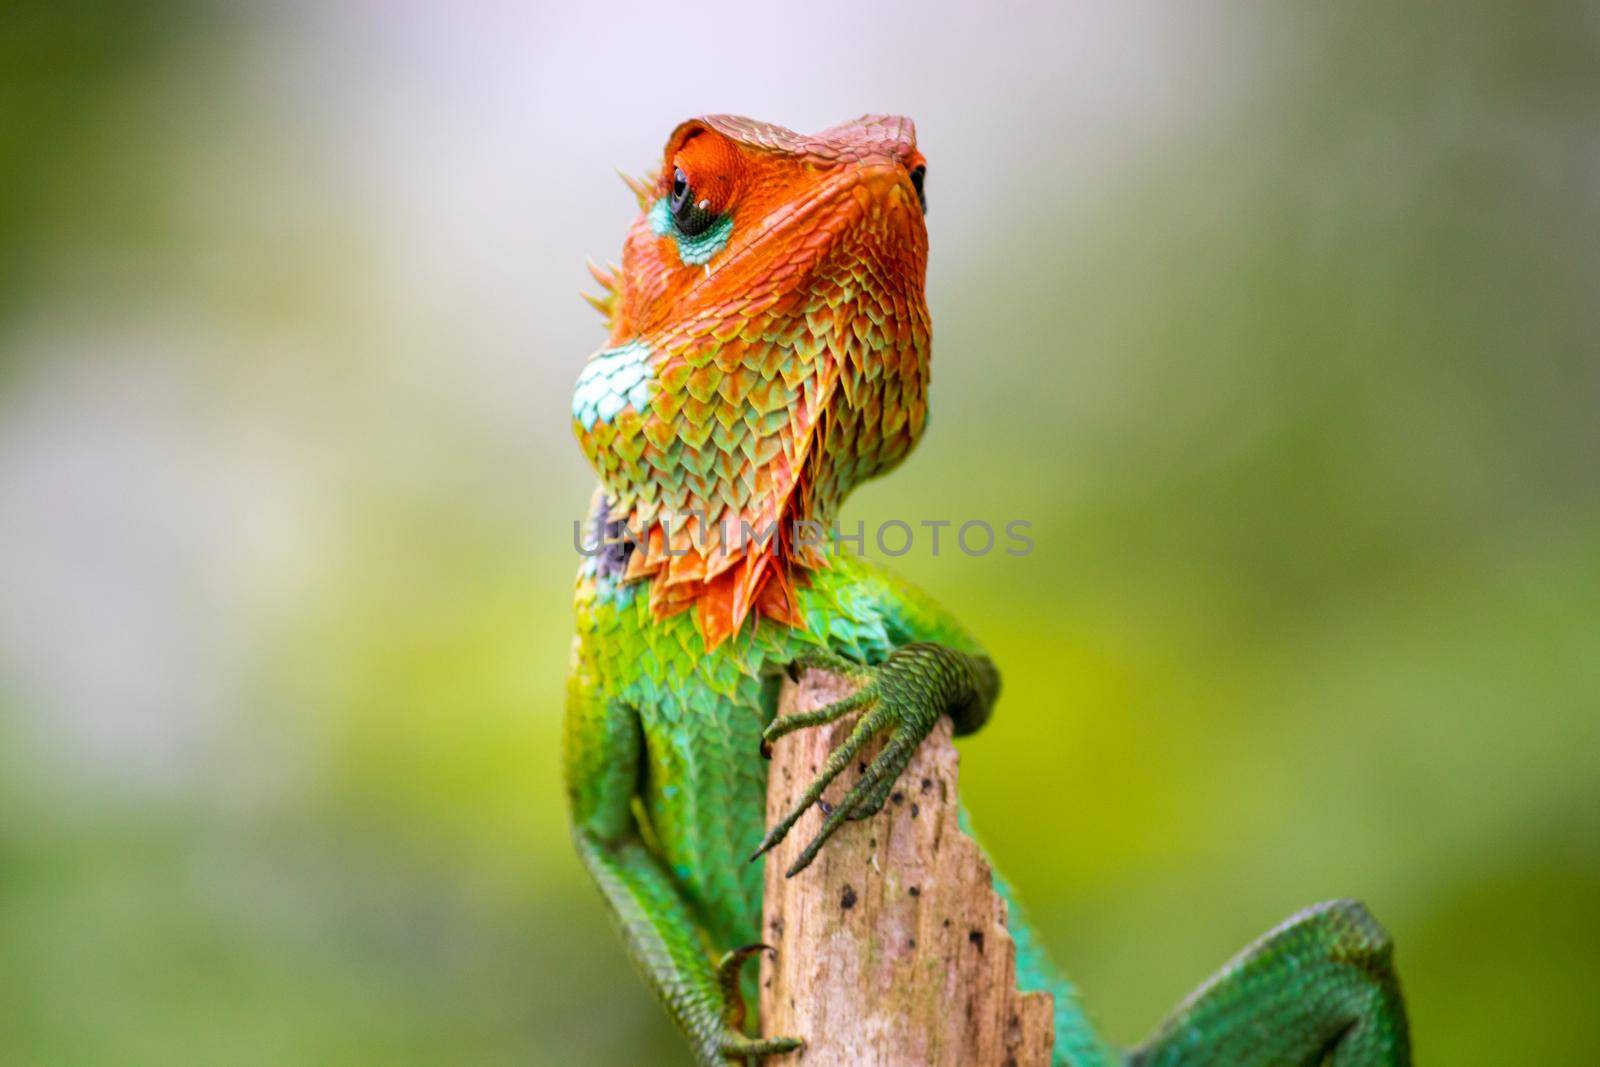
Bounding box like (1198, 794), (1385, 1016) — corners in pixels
(582, 258), (618, 322)
(581, 170), (656, 326)
(617, 167), (657, 210)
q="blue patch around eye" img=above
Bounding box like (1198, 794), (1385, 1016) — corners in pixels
(648, 197), (733, 266)
(573, 340), (652, 430)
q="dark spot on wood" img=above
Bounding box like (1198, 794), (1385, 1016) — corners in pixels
(818, 799), (834, 816)
(891, 791), (904, 805)
(1007, 1015), (1022, 1044)
(858, 761), (867, 774)
(910, 802), (920, 818)
(840, 884), (857, 910)
(968, 929), (985, 952)
(769, 917), (784, 937)
(943, 918), (951, 928)
(908, 938), (916, 948)
(869, 838), (876, 849)
(908, 885), (920, 897)
(921, 777), (933, 792)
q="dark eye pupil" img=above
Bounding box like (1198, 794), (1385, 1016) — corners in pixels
(910, 166), (927, 214)
(668, 165), (716, 238)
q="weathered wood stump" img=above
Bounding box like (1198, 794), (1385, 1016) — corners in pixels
(758, 668), (1054, 1066)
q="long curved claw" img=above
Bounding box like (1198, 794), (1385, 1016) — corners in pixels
(755, 644), (988, 877)
(784, 734), (915, 877)
(842, 765), (899, 823)
(760, 688), (873, 757)
(750, 703), (888, 862)
(716, 943), (772, 1031)
(714, 944), (803, 1062)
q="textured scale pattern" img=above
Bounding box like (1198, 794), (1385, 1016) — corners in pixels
(573, 114), (930, 648)
(572, 341), (652, 430)
(563, 115), (1411, 1067)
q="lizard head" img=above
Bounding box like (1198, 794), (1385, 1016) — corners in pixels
(574, 115), (931, 646)
(600, 115), (928, 343)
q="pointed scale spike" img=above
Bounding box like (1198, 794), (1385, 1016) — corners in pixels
(617, 168), (654, 208)
(587, 258), (618, 293)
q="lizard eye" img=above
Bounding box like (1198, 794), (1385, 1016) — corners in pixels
(910, 165), (927, 214)
(669, 166), (718, 237)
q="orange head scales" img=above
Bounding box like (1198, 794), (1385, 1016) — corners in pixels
(573, 115), (931, 647)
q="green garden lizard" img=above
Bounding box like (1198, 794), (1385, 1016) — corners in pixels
(564, 114), (1412, 1066)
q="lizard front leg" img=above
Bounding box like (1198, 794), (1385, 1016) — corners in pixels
(1129, 899), (1411, 1066)
(565, 685), (801, 1064)
(750, 556), (1000, 876)
(753, 557), (1121, 1067)
(751, 641), (999, 876)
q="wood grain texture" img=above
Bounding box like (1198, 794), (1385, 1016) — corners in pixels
(758, 668), (1054, 1067)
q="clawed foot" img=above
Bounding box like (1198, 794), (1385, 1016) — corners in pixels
(752, 645), (968, 877)
(712, 944), (802, 1064)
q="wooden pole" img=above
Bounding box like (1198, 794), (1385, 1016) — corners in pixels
(758, 668), (1054, 1067)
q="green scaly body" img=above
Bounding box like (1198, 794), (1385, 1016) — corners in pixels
(567, 543), (1116, 1065)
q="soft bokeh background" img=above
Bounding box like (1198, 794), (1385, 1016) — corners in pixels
(2, 2), (1596, 1064)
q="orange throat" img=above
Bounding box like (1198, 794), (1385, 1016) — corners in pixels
(574, 115), (932, 649)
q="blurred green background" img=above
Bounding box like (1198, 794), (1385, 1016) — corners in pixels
(1, 2), (1595, 1064)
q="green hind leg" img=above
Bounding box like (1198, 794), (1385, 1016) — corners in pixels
(1129, 899), (1411, 1067)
